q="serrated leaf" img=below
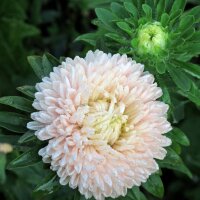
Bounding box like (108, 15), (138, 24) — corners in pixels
(0, 154), (6, 184)
(17, 85), (36, 98)
(0, 96), (34, 112)
(158, 148), (192, 178)
(142, 173), (164, 198)
(168, 64), (192, 91)
(0, 112), (28, 133)
(167, 127), (190, 146)
(18, 130), (36, 144)
(34, 172), (60, 195)
(116, 22), (132, 35)
(8, 147), (41, 169)
(75, 33), (97, 46)
(170, 0), (186, 15)
(142, 4), (152, 19)
(124, 2), (138, 18)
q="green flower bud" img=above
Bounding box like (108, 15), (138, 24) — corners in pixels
(136, 22), (168, 57)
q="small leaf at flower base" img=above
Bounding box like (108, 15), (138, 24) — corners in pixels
(34, 172), (60, 195)
(142, 173), (164, 198)
(0, 154), (6, 184)
(156, 62), (167, 74)
(129, 187), (147, 200)
(156, 0), (166, 20)
(158, 148), (192, 178)
(17, 85), (36, 98)
(168, 64), (192, 92)
(170, 0), (186, 15)
(75, 33), (98, 46)
(27, 56), (43, 79)
(161, 13), (170, 27)
(0, 96), (34, 112)
(0, 112), (28, 133)
(179, 15), (195, 32)
(142, 4), (152, 19)
(167, 128), (190, 146)
(116, 22), (132, 35)
(124, 2), (138, 18)
(8, 147), (41, 169)
(18, 130), (36, 144)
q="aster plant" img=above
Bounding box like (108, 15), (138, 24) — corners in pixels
(0, 0), (197, 200)
(76, 0), (200, 107)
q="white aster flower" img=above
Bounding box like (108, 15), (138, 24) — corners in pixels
(27, 50), (172, 200)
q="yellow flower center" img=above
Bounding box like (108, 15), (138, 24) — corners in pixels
(83, 98), (129, 145)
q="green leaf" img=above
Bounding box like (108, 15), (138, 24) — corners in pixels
(44, 53), (60, 67)
(156, 0), (166, 20)
(95, 8), (117, 30)
(167, 127), (190, 146)
(175, 61), (200, 79)
(34, 172), (60, 195)
(178, 82), (200, 107)
(42, 54), (56, 75)
(18, 130), (36, 144)
(168, 64), (192, 91)
(129, 187), (147, 200)
(8, 147), (41, 169)
(0, 134), (19, 144)
(17, 85), (36, 98)
(105, 33), (128, 44)
(142, 4), (152, 19)
(156, 62), (167, 74)
(116, 22), (132, 35)
(0, 154), (6, 184)
(75, 33), (97, 46)
(142, 173), (164, 198)
(124, 2), (138, 18)
(27, 56), (43, 79)
(161, 13), (170, 27)
(28, 54), (57, 79)
(182, 5), (200, 23)
(0, 96), (34, 112)
(158, 148), (192, 178)
(111, 2), (128, 18)
(179, 15), (195, 32)
(170, 0), (186, 15)
(0, 112), (28, 133)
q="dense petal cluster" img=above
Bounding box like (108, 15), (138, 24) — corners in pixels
(27, 50), (171, 200)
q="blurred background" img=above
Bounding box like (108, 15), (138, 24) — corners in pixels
(0, 0), (200, 200)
